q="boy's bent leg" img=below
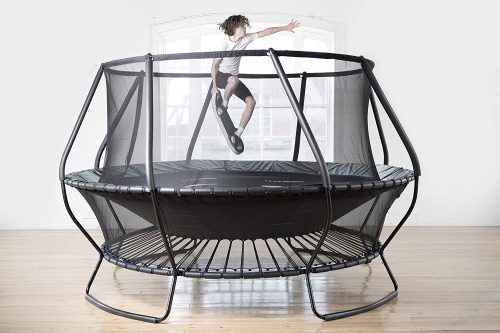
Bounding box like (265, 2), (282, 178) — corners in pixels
(223, 75), (239, 104)
(236, 96), (256, 136)
(232, 80), (256, 137)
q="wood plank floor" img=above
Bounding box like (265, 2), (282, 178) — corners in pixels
(0, 227), (499, 332)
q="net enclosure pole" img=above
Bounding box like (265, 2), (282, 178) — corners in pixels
(360, 57), (421, 176)
(292, 72), (307, 161)
(360, 56), (421, 253)
(381, 176), (419, 253)
(145, 53), (178, 322)
(59, 65), (129, 317)
(145, 54), (178, 274)
(59, 65), (104, 254)
(369, 90), (389, 165)
(60, 65), (104, 182)
(269, 49), (330, 189)
(268, 48), (333, 276)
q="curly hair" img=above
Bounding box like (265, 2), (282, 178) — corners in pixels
(218, 15), (251, 36)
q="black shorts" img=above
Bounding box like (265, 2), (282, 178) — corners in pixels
(215, 71), (253, 101)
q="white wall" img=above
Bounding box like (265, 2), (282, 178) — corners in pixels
(0, 0), (498, 229)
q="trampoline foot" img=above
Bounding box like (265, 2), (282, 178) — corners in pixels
(85, 255), (177, 323)
(306, 252), (398, 321)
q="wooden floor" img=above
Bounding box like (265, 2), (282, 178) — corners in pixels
(0, 227), (499, 332)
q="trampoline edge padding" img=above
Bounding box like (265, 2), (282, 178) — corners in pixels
(64, 160), (414, 197)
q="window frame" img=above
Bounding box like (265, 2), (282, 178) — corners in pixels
(151, 14), (346, 161)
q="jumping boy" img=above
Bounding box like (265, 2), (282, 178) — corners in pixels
(211, 15), (300, 154)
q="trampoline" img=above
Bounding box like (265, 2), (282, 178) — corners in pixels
(60, 49), (420, 323)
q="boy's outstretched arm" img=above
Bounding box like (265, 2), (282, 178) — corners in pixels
(257, 20), (300, 38)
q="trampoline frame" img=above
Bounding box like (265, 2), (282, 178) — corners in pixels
(59, 49), (420, 323)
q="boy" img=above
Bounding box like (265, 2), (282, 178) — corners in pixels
(211, 15), (300, 154)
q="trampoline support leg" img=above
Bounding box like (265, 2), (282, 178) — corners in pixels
(305, 252), (398, 321)
(85, 254), (177, 323)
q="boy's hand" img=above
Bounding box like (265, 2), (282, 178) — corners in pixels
(212, 86), (218, 95)
(285, 20), (300, 33)
(257, 20), (300, 38)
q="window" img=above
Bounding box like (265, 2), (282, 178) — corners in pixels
(151, 14), (345, 161)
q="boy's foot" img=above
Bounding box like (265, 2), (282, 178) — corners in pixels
(211, 90), (244, 155)
(230, 132), (244, 154)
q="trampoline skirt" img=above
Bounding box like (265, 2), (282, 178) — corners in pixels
(69, 160), (412, 239)
(80, 185), (395, 239)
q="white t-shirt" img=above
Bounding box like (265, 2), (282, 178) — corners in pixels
(219, 33), (258, 75)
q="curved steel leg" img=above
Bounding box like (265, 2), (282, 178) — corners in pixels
(85, 255), (177, 323)
(305, 252), (398, 321)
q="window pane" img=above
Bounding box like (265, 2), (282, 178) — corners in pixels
(157, 22), (335, 162)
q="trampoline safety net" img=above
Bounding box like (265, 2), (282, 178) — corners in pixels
(65, 51), (413, 265)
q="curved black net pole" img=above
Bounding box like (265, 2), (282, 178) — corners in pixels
(268, 47), (332, 248)
(269, 49), (341, 320)
(381, 177), (419, 252)
(82, 56), (179, 323)
(268, 49), (331, 189)
(144, 53), (178, 322)
(59, 65), (104, 254)
(57, 64), (169, 322)
(369, 90), (389, 165)
(298, 56), (421, 322)
(269, 51), (419, 321)
(360, 57), (421, 176)
(292, 72), (307, 161)
(360, 56), (421, 250)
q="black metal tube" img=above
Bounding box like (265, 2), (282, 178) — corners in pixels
(85, 254), (177, 323)
(269, 48), (334, 282)
(94, 138), (107, 171)
(106, 68), (364, 79)
(361, 58), (421, 176)
(59, 66), (104, 255)
(268, 49), (330, 189)
(59, 65), (104, 181)
(60, 182), (101, 253)
(275, 50), (371, 66)
(102, 49), (374, 68)
(186, 82), (213, 161)
(305, 250), (398, 321)
(370, 90), (389, 165)
(381, 176), (419, 253)
(145, 54), (179, 277)
(154, 49), (268, 62)
(153, 70), (364, 79)
(85, 254), (104, 294)
(292, 72), (307, 161)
